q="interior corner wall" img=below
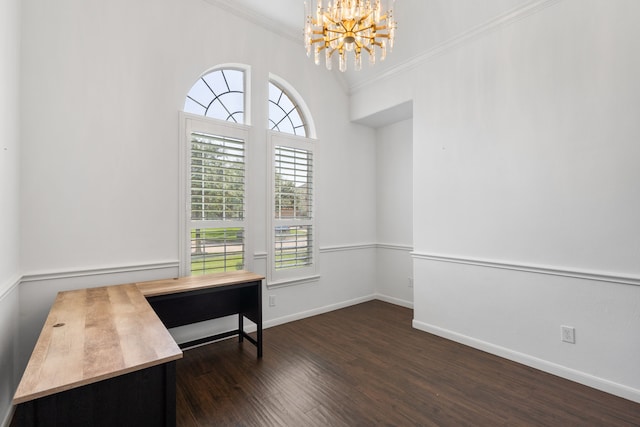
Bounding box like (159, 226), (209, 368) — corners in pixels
(356, 0), (640, 402)
(375, 119), (413, 307)
(0, 0), (21, 423)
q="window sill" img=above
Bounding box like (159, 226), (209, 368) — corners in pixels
(266, 275), (321, 289)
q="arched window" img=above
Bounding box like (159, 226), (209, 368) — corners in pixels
(181, 67), (317, 284)
(268, 81), (307, 137)
(267, 76), (317, 284)
(181, 67), (248, 276)
(184, 68), (245, 123)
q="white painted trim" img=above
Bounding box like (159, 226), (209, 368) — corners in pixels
(350, 0), (563, 94)
(203, 0), (302, 43)
(263, 294), (376, 329)
(377, 243), (413, 252)
(254, 252), (268, 260)
(412, 252), (640, 287)
(0, 274), (20, 301)
(202, 1), (350, 94)
(319, 243), (377, 253)
(374, 293), (413, 309)
(20, 261), (180, 283)
(266, 275), (321, 289)
(412, 319), (640, 404)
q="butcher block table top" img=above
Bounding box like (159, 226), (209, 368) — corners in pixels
(13, 284), (183, 405)
(136, 270), (265, 297)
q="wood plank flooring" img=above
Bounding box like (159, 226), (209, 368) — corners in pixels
(177, 300), (639, 426)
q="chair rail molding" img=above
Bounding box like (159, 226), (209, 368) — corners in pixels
(412, 252), (640, 287)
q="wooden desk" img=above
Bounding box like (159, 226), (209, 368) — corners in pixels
(13, 271), (264, 427)
(136, 270), (265, 357)
(12, 284), (182, 427)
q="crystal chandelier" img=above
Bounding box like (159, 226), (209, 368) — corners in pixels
(304, 0), (397, 72)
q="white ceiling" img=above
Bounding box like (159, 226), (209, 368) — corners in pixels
(208, 0), (532, 95)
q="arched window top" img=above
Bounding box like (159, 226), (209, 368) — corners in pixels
(268, 80), (309, 138)
(184, 68), (245, 123)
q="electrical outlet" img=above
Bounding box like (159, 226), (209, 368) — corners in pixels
(408, 277), (414, 288)
(561, 325), (575, 344)
(269, 295), (276, 307)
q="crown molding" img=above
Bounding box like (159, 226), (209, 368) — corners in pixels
(204, 0), (302, 43)
(349, 0), (564, 95)
(202, 1), (351, 94)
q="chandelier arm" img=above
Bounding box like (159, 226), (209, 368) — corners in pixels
(320, 35), (343, 44)
(352, 26), (376, 34)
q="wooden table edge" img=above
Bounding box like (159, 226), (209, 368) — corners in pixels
(12, 284), (183, 405)
(136, 271), (265, 297)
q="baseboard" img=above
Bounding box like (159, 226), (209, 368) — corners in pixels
(374, 293), (413, 309)
(412, 319), (640, 404)
(264, 294), (377, 329)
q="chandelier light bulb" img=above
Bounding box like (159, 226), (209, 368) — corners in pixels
(303, 0), (397, 72)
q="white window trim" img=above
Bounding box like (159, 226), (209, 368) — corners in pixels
(267, 130), (318, 286)
(179, 112), (253, 276)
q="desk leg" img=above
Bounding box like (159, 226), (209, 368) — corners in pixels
(238, 314), (244, 343)
(257, 318), (263, 358)
(256, 281), (263, 358)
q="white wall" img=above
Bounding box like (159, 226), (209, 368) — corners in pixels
(375, 119), (413, 307)
(353, 0), (640, 402)
(0, 0), (21, 423)
(16, 0), (377, 391)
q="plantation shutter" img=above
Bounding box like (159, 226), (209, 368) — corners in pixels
(275, 146), (312, 220)
(190, 131), (246, 275)
(191, 132), (245, 221)
(274, 145), (313, 270)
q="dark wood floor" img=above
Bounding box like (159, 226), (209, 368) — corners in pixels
(177, 300), (640, 426)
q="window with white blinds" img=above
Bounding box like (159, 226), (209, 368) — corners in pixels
(182, 68), (317, 283)
(274, 145), (313, 270)
(191, 133), (245, 221)
(270, 134), (316, 280)
(185, 122), (248, 276)
(183, 67), (249, 276)
(275, 146), (312, 220)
